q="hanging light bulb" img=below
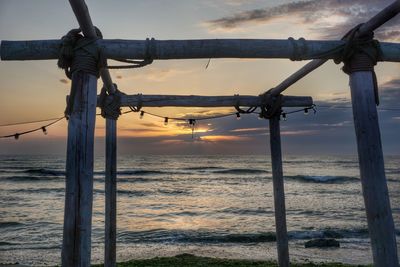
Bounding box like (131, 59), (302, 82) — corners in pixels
(188, 119), (196, 139)
(140, 111), (144, 119)
(304, 108), (309, 115)
(236, 112), (241, 120)
(282, 113), (287, 121)
(41, 126), (47, 135)
(164, 117), (169, 126)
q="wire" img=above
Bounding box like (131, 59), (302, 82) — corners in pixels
(1, 103), (398, 139)
(0, 117), (66, 127)
(0, 117), (65, 139)
(122, 106), (246, 121)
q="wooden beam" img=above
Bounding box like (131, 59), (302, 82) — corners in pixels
(62, 72), (97, 267)
(2, 39), (400, 62)
(265, 0), (400, 97)
(349, 71), (399, 266)
(94, 95), (313, 108)
(269, 115), (289, 267)
(67, 1), (118, 267)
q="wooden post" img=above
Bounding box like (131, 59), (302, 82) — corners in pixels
(349, 71), (399, 266)
(269, 114), (289, 267)
(105, 119), (117, 267)
(62, 71), (97, 267)
(67, 1), (119, 265)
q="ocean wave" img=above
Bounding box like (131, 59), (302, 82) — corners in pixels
(157, 189), (191, 196)
(285, 175), (358, 183)
(0, 221), (25, 228)
(25, 168), (65, 176)
(0, 242), (61, 251)
(117, 170), (171, 175)
(116, 227), (396, 245)
(8, 188), (65, 194)
(220, 207), (272, 215)
(117, 177), (169, 183)
(182, 166), (223, 171)
(0, 241), (17, 246)
(212, 169), (267, 175)
(288, 228), (371, 240)
(117, 229), (276, 244)
(116, 189), (150, 197)
(2, 175), (61, 182)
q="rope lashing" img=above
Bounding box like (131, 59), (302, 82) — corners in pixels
(288, 37), (308, 61)
(59, 27), (105, 117)
(106, 38), (155, 69)
(57, 27), (104, 79)
(128, 94), (143, 113)
(259, 93), (283, 119)
(98, 83), (122, 120)
(334, 24), (382, 105)
(234, 94), (257, 114)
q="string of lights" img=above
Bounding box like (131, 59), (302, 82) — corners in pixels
(1, 104), (399, 140)
(0, 117), (65, 139)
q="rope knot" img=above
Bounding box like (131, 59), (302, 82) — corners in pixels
(259, 93), (283, 119)
(99, 84), (122, 120)
(58, 27), (104, 79)
(334, 24), (381, 73)
(334, 24), (381, 105)
(234, 94), (257, 114)
(288, 37), (308, 61)
(106, 38), (155, 69)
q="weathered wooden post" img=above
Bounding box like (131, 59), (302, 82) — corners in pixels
(67, 1), (118, 266)
(347, 54), (399, 265)
(105, 118), (117, 267)
(268, 110), (289, 267)
(61, 64), (98, 266)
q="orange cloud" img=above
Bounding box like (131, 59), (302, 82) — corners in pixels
(200, 135), (250, 142)
(281, 130), (318, 136)
(230, 127), (267, 132)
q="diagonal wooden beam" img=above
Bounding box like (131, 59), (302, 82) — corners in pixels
(263, 0), (400, 97)
(68, 0), (116, 94)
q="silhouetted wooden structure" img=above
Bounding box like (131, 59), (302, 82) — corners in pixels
(1, 0), (399, 266)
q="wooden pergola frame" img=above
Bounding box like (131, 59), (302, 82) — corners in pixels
(1, 1), (399, 267)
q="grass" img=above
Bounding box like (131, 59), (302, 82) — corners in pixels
(93, 253), (370, 267)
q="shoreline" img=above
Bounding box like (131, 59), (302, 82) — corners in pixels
(91, 254), (370, 267)
(0, 254), (372, 267)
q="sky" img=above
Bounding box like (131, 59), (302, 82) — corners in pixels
(0, 0), (399, 155)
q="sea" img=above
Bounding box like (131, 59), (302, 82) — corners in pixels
(0, 154), (399, 266)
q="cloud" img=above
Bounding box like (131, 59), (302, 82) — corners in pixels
(379, 78), (400, 107)
(200, 135), (250, 142)
(117, 67), (194, 82)
(205, 0), (400, 41)
(230, 127), (267, 132)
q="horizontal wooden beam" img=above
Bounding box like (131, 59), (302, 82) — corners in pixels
(2, 39), (400, 62)
(96, 94), (313, 108)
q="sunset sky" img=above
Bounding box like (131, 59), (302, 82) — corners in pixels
(0, 0), (399, 155)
